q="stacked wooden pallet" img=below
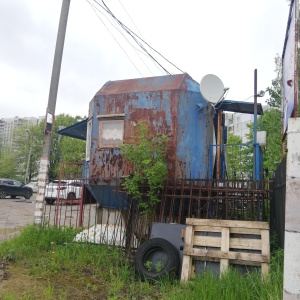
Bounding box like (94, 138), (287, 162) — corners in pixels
(181, 218), (270, 281)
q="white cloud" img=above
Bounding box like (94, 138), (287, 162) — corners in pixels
(0, 0), (290, 118)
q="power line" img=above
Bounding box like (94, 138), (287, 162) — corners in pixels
(86, 0), (144, 76)
(92, 0), (184, 75)
(117, 0), (163, 75)
(97, 0), (171, 75)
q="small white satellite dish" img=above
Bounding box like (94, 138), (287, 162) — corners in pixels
(200, 74), (225, 104)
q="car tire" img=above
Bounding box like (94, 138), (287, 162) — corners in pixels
(0, 189), (7, 199)
(45, 198), (56, 205)
(67, 192), (76, 200)
(24, 191), (32, 199)
(134, 238), (179, 282)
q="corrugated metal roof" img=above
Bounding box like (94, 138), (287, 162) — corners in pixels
(96, 73), (195, 95)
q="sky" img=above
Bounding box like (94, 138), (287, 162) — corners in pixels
(0, 0), (291, 119)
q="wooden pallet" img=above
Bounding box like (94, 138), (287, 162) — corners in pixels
(181, 218), (270, 281)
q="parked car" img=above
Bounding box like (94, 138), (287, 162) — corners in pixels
(25, 181), (38, 193)
(45, 180), (82, 205)
(0, 178), (33, 199)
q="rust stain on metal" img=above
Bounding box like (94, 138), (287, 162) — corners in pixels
(96, 74), (191, 96)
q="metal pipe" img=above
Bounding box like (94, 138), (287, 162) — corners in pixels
(253, 69), (259, 181)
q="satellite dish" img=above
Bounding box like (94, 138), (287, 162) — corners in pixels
(200, 74), (225, 104)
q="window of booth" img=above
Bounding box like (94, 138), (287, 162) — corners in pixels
(98, 118), (124, 148)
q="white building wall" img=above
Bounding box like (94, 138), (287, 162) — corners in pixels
(225, 113), (253, 143)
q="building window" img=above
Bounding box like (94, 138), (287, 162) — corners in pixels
(98, 118), (124, 148)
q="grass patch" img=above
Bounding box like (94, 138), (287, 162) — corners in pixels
(0, 225), (283, 299)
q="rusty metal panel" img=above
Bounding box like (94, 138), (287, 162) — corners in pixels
(96, 73), (192, 95)
(89, 73), (213, 182)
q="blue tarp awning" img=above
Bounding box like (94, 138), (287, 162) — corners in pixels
(57, 118), (87, 140)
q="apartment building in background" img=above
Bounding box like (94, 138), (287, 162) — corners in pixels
(0, 116), (40, 148)
(225, 113), (253, 143)
(225, 105), (268, 143)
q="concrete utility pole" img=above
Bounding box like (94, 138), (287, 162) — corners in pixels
(283, 119), (300, 299)
(35, 0), (71, 225)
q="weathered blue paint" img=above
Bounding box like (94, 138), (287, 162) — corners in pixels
(87, 73), (214, 206)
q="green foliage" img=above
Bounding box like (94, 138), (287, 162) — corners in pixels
(246, 109), (282, 178)
(226, 134), (252, 179)
(12, 122), (44, 182)
(49, 114), (86, 179)
(0, 145), (17, 178)
(243, 54), (287, 178)
(0, 226), (284, 299)
(120, 121), (169, 213)
(0, 114), (86, 181)
(265, 54), (282, 109)
(260, 109), (282, 176)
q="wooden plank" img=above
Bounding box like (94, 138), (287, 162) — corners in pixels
(193, 225), (223, 232)
(220, 227), (229, 274)
(180, 225), (194, 281)
(192, 236), (262, 251)
(230, 227), (262, 235)
(193, 226), (263, 235)
(183, 248), (270, 263)
(193, 237), (262, 251)
(186, 218), (269, 230)
(181, 255), (192, 282)
(182, 219), (270, 280)
(229, 238), (262, 251)
(193, 236), (221, 247)
(261, 229), (270, 279)
(190, 256), (262, 267)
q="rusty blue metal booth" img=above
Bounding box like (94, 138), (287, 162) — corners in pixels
(59, 73), (215, 208)
(58, 72), (266, 221)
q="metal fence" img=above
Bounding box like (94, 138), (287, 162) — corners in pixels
(42, 162), (272, 252)
(270, 157), (286, 248)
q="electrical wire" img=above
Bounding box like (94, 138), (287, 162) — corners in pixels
(86, 0), (144, 76)
(91, 0), (158, 76)
(87, 0), (164, 75)
(97, 0), (171, 75)
(117, 0), (163, 75)
(92, 0), (184, 75)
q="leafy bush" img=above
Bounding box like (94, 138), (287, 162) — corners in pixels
(120, 121), (169, 213)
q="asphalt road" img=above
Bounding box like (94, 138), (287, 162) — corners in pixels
(0, 193), (36, 242)
(0, 193), (99, 242)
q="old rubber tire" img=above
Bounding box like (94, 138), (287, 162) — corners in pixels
(45, 198), (55, 205)
(134, 238), (179, 282)
(0, 190), (6, 199)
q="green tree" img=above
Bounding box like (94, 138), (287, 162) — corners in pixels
(226, 134), (252, 179)
(0, 114), (86, 181)
(13, 122), (44, 182)
(265, 54), (282, 109)
(261, 109), (282, 176)
(246, 108), (282, 178)
(49, 114), (86, 179)
(0, 145), (17, 178)
(120, 121), (169, 213)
